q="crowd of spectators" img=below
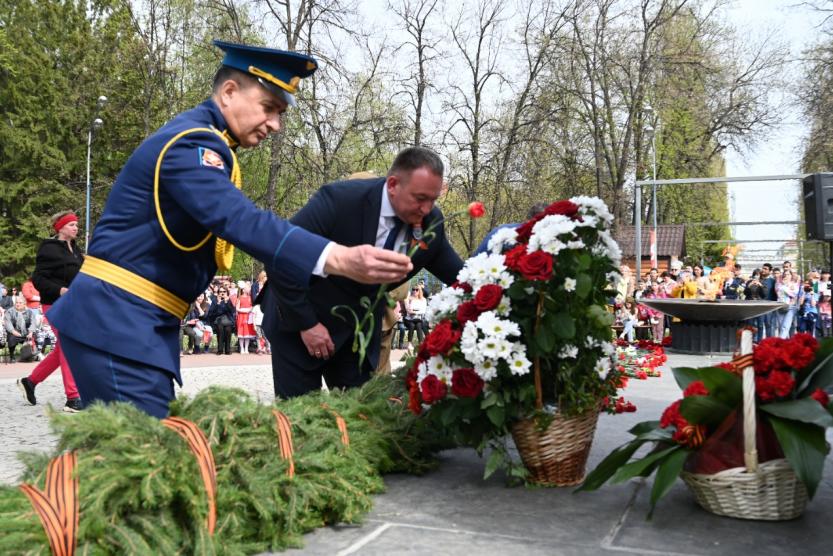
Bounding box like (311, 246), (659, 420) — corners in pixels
(613, 260), (832, 342)
(0, 281), (57, 362)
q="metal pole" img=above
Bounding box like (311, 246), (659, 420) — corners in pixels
(635, 184), (642, 276)
(85, 128), (92, 248)
(651, 132), (657, 231)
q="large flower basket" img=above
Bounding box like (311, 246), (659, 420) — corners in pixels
(680, 330), (808, 520)
(511, 407), (600, 486)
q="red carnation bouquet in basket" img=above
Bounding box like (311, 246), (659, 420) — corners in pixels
(403, 197), (634, 484)
(579, 329), (833, 519)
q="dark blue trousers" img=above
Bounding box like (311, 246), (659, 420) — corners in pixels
(60, 335), (175, 418)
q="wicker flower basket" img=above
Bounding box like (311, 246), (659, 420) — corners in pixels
(680, 330), (809, 520)
(511, 407), (599, 486)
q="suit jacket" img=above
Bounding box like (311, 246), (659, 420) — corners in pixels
(262, 178), (463, 370)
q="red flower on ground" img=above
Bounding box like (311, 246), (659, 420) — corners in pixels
(517, 250), (553, 281)
(468, 201), (486, 218)
(811, 388), (830, 407)
(544, 200), (579, 218)
(420, 375), (448, 404)
(473, 284), (503, 312)
(451, 367), (484, 398)
(423, 320), (461, 357)
(456, 301), (481, 325)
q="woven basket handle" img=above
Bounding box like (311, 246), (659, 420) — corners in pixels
(739, 329), (758, 473)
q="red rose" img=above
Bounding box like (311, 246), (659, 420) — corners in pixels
(683, 380), (709, 398)
(451, 367), (484, 398)
(504, 244), (526, 271)
(457, 301), (481, 325)
(408, 381), (422, 414)
(451, 280), (473, 293)
(517, 250), (553, 281)
(811, 388), (830, 407)
(468, 201), (486, 218)
(420, 375), (447, 404)
(514, 214), (543, 243)
(544, 200), (579, 218)
(473, 284), (503, 311)
(424, 320), (461, 356)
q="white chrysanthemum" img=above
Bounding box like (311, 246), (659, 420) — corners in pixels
(426, 286), (464, 323)
(476, 311), (520, 339)
(601, 341), (615, 356)
(457, 252), (508, 288)
(606, 271), (623, 284)
(595, 357), (612, 376)
(558, 344), (579, 359)
(496, 271), (515, 289)
(528, 214), (577, 254)
(507, 352), (532, 376)
(425, 355), (453, 381)
(487, 226), (519, 253)
(496, 295), (512, 317)
(598, 229), (623, 266)
(574, 214), (599, 228)
(564, 277), (577, 292)
(460, 321), (482, 363)
(474, 358), (499, 381)
(478, 336), (503, 359)
(571, 195), (614, 224)
(585, 336), (600, 349)
(565, 240), (585, 250)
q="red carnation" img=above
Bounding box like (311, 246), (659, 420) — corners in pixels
(420, 375), (448, 404)
(756, 370), (796, 402)
(544, 200), (579, 218)
(423, 320), (461, 357)
(408, 381), (422, 414)
(811, 388), (830, 407)
(457, 301), (481, 325)
(783, 333), (818, 370)
(517, 250), (553, 281)
(473, 284), (503, 311)
(660, 400), (682, 429)
(468, 201), (486, 218)
(683, 380), (709, 398)
(753, 337), (789, 374)
(451, 367), (484, 398)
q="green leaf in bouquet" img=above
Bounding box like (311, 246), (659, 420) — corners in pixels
(760, 398), (833, 429)
(577, 438), (647, 492)
(480, 393), (499, 409)
(507, 282), (529, 300)
(767, 415), (828, 498)
(671, 367), (741, 407)
(588, 305), (614, 327)
(628, 421), (661, 436)
(537, 325), (556, 351)
(610, 445), (679, 484)
(551, 313), (575, 339)
(484, 449), (504, 479)
(440, 402), (463, 426)
(486, 405), (506, 427)
(576, 253), (591, 271)
(798, 338), (833, 395)
(679, 395), (733, 426)
(648, 447), (689, 518)
(575, 274), (592, 299)
(633, 428), (674, 442)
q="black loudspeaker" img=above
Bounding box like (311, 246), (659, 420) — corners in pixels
(803, 173), (833, 240)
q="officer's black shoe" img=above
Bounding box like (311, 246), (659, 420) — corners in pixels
(17, 377), (36, 406)
(63, 398), (83, 413)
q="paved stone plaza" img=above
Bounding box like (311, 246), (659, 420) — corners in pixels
(1, 352), (831, 555)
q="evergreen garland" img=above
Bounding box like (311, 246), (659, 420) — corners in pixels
(0, 374), (447, 555)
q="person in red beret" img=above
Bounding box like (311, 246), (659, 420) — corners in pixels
(17, 211), (84, 413)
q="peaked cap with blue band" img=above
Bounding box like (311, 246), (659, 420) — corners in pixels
(213, 39), (318, 106)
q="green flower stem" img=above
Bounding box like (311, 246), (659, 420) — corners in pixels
(533, 291), (545, 410)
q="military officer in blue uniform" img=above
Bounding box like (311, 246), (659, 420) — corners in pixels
(49, 40), (412, 418)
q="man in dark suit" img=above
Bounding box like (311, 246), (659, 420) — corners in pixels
(262, 147), (463, 398)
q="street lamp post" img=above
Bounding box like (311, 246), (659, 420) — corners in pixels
(644, 104), (658, 270)
(85, 95), (107, 248)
